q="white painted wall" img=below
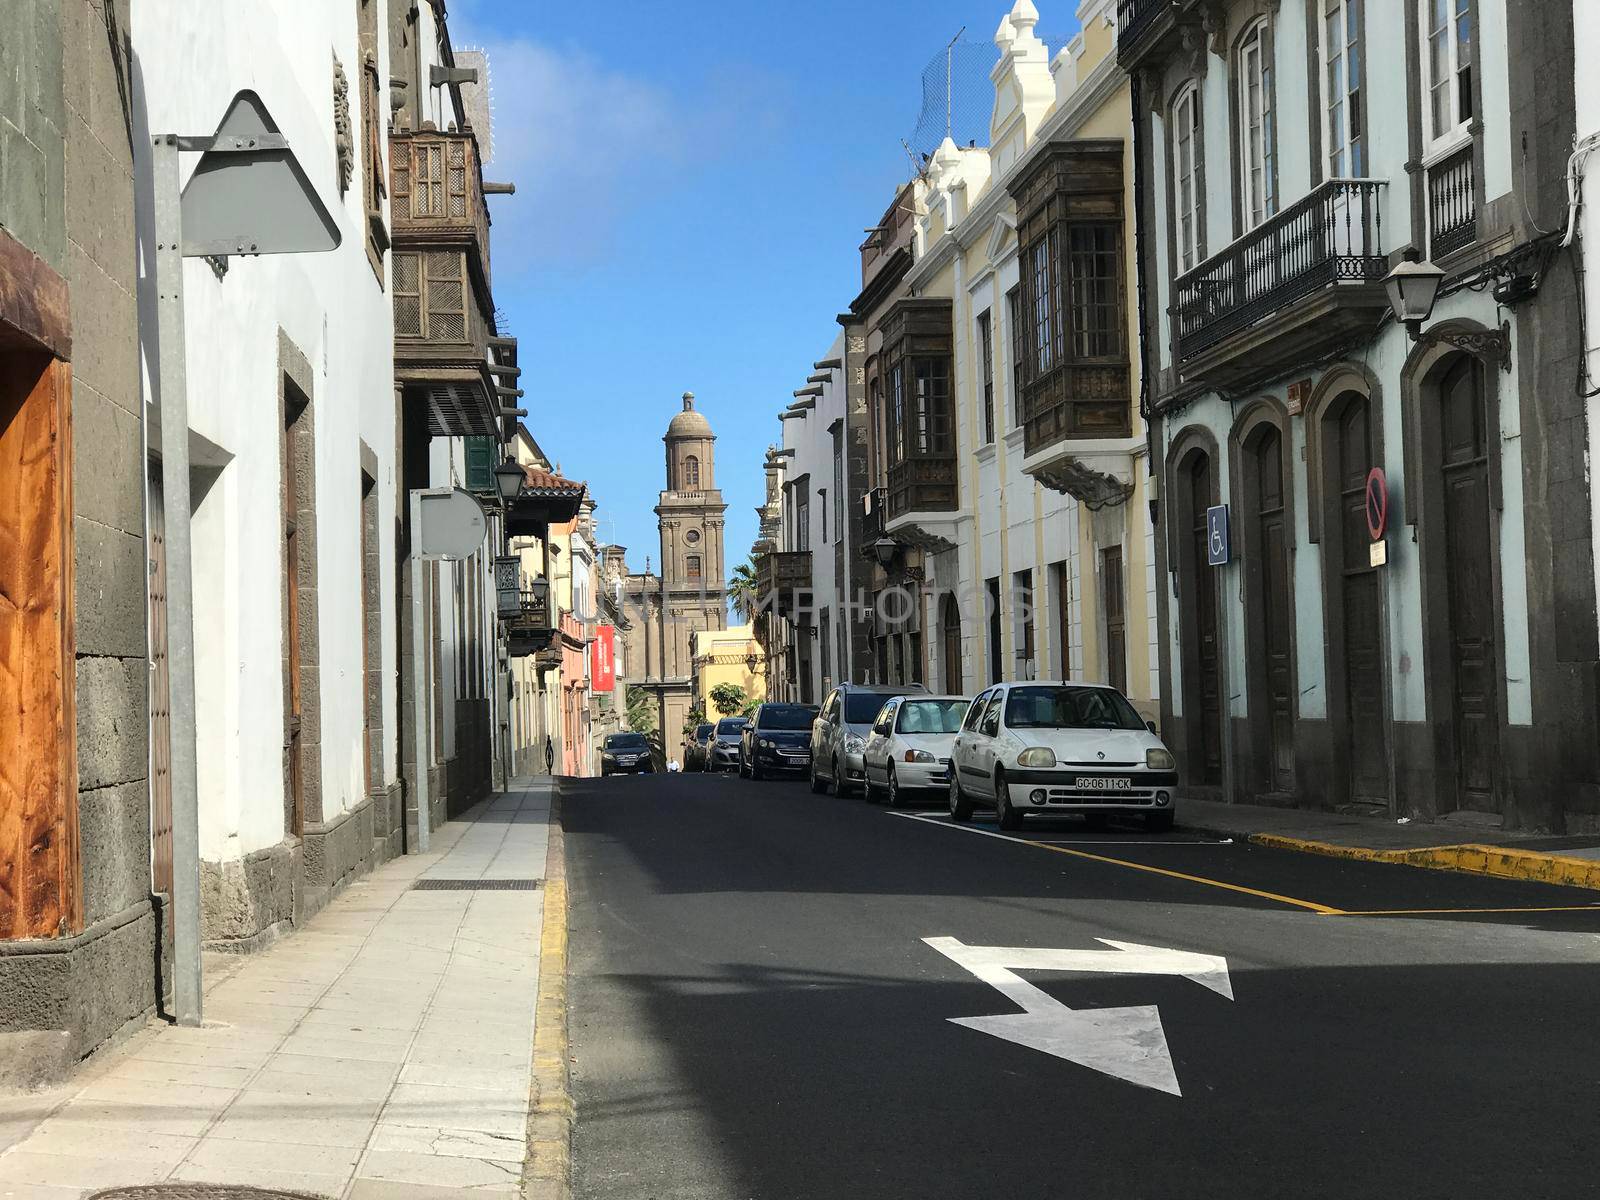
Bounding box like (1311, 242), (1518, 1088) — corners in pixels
(134, 1), (400, 861)
(1579, 0), (1600, 664)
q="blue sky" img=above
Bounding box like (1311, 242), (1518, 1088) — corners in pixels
(450, 0), (1081, 576)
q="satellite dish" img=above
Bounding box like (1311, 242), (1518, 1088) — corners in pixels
(180, 90), (341, 257)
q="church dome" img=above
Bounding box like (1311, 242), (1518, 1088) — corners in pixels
(666, 392), (713, 439)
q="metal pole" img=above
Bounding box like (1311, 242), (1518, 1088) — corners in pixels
(410, 490), (431, 852)
(152, 134), (203, 1027)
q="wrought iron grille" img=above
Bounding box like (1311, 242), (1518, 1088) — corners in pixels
(1117, 0), (1168, 51)
(1173, 178), (1387, 362)
(1427, 142), (1476, 259)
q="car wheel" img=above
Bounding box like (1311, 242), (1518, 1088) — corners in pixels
(949, 772), (974, 823)
(750, 758), (764, 782)
(886, 765), (905, 809)
(995, 772), (1023, 831)
(862, 766), (879, 804)
(1144, 809), (1175, 834)
(810, 759), (827, 794)
(829, 756), (848, 798)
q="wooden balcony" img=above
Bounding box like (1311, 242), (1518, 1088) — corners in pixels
(755, 550), (813, 621)
(887, 457), (958, 521)
(505, 589), (557, 658)
(1172, 179), (1389, 391)
(391, 129), (490, 271)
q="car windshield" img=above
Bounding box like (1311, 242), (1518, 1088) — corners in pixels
(715, 719), (748, 736)
(694, 724), (714, 739)
(843, 692), (897, 724)
(1003, 686), (1146, 731)
(896, 700), (969, 735)
(758, 705), (816, 731)
(605, 734), (649, 749)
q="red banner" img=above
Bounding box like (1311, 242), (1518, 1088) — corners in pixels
(590, 624), (616, 693)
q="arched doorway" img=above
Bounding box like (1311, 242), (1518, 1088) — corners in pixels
(1324, 392), (1389, 806)
(1244, 424), (1294, 793)
(940, 592), (962, 693)
(1437, 355), (1500, 813)
(1177, 449), (1223, 787)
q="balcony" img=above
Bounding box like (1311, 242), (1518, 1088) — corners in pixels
(886, 457), (958, 522)
(1427, 142), (1476, 260)
(755, 550), (813, 621)
(391, 129), (490, 269)
(1117, 0), (1193, 69)
(505, 589), (557, 658)
(390, 129), (499, 437)
(1173, 178), (1389, 390)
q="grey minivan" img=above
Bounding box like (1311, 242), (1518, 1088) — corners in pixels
(809, 681), (928, 797)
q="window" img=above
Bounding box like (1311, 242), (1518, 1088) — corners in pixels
(979, 693), (1004, 737)
(687, 555), (702, 580)
(912, 356), (951, 455)
(819, 487), (828, 545)
(1007, 286), (1025, 425)
(1322, 0), (1365, 178)
(1101, 546), (1126, 693)
(684, 455), (700, 488)
(1420, 0), (1472, 148)
(986, 577), (1003, 684)
(963, 691), (990, 732)
(890, 363), (907, 464)
(393, 250), (468, 342)
(1237, 18), (1277, 230)
(820, 609), (831, 687)
(1051, 560), (1071, 677)
(978, 310), (995, 444)
(1068, 226), (1121, 359)
(795, 486), (811, 552)
(1030, 229), (1061, 374)
(1171, 83), (1204, 272)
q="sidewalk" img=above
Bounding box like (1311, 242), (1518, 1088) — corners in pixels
(0, 780), (559, 1200)
(1179, 795), (1600, 891)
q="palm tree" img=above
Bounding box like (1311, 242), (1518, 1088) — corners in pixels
(728, 559), (758, 624)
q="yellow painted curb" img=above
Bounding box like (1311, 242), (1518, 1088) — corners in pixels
(525, 788), (572, 1200)
(1250, 833), (1600, 892)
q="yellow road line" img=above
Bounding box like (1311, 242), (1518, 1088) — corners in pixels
(1330, 904), (1600, 917)
(892, 813), (1345, 915)
(1251, 834), (1600, 893)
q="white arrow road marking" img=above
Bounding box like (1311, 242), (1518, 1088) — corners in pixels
(923, 936), (1235, 1097)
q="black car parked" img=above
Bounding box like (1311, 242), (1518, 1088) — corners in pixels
(683, 722), (715, 772)
(600, 732), (654, 776)
(740, 703), (819, 780)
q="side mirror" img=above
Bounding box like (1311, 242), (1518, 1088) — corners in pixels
(1146, 720), (1158, 734)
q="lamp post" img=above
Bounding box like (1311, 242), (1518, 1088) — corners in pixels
(870, 537), (900, 570)
(1382, 254), (1511, 365)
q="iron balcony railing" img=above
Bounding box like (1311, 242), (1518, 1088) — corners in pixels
(1173, 178), (1388, 362)
(1117, 0), (1168, 52)
(1427, 142), (1476, 259)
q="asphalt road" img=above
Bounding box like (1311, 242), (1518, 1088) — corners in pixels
(564, 771), (1600, 1200)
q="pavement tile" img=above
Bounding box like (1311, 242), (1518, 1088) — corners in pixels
(10, 1119), (197, 1166)
(368, 1122), (525, 1163)
(45, 1101), (223, 1138)
(0, 1183), (86, 1200)
(295, 1013), (419, 1039)
(356, 1148), (521, 1191)
(128, 1041), (276, 1071)
(274, 1035), (411, 1065)
(169, 1161), (349, 1196)
(73, 1076), (239, 1111)
(346, 1180), (522, 1200)
(396, 1061), (528, 1097)
(378, 1084), (526, 1138)
(404, 1043), (530, 1072)
(243, 1067), (396, 1105)
(0, 1151), (171, 1189)
(110, 1057), (256, 1091)
(265, 1054), (403, 1086)
(206, 1106), (378, 1149)
(182, 1135), (362, 1176)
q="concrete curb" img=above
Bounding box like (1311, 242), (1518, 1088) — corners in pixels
(524, 786), (573, 1200)
(1249, 833), (1600, 892)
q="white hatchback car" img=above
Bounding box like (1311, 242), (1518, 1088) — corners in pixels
(861, 695), (970, 807)
(948, 681), (1178, 832)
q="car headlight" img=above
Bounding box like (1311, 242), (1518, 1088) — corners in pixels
(759, 738), (773, 749)
(602, 753), (616, 762)
(1017, 746), (1057, 768)
(904, 749), (936, 763)
(1146, 747), (1176, 771)
(844, 735), (865, 754)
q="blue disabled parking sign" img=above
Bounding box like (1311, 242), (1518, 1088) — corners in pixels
(1206, 505), (1230, 566)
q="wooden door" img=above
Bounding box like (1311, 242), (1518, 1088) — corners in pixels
(1252, 430), (1295, 791)
(1101, 546), (1126, 693)
(0, 353), (80, 938)
(941, 594), (961, 693)
(1187, 456), (1223, 785)
(1336, 399), (1389, 803)
(147, 465), (173, 911)
(1053, 561), (1071, 678)
(1439, 357), (1500, 811)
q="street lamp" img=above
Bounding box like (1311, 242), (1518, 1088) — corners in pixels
(871, 537), (900, 569)
(1382, 257), (1445, 338)
(494, 457), (526, 502)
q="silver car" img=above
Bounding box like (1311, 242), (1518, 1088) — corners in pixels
(862, 695), (970, 806)
(809, 682), (927, 797)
